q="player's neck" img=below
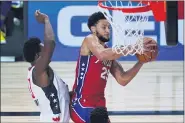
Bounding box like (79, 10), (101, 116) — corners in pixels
(91, 33), (105, 46)
(99, 40), (105, 46)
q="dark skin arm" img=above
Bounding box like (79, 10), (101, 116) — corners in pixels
(33, 10), (55, 87)
(110, 60), (143, 86)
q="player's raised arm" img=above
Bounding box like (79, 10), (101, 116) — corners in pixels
(34, 10), (55, 75)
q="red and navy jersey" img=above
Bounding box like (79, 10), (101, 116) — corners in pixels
(72, 53), (112, 100)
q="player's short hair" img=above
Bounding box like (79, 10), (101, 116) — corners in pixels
(23, 37), (41, 63)
(87, 11), (106, 30)
(90, 107), (109, 123)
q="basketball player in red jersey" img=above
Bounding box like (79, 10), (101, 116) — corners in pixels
(23, 10), (70, 122)
(70, 12), (157, 123)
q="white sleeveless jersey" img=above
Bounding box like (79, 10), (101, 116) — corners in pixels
(27, 66), (70, 122)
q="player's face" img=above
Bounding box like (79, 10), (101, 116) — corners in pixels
(95, 19), (110, 42)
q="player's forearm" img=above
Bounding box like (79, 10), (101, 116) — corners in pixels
(99, 48), (122, 60)
(99, 47), (133, 61)
(44, 19), (55, 43)
(121, 61), (143, 86)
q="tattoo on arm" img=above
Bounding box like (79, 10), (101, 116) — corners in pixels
(110, 60), (125, 78)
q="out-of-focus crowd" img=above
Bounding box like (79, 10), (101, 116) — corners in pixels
(0, 1), (23, 44)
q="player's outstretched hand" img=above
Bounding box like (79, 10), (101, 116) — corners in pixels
(35, 10), (49, 24)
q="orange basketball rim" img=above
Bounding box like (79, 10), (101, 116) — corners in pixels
(98, 0), (166, 22)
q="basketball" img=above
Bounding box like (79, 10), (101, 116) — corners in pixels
(136, 38), (159, 63)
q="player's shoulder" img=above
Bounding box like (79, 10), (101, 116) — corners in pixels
(84, 34), (97, 43)
(81, 34), (96, 49)
(85, 34), (94, 39)
(80, 34), (96, 56)
(83, 34), (100, 47)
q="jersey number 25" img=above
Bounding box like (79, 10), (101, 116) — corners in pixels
(101, 67), (109, 81)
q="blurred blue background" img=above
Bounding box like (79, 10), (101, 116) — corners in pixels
(27, 1), (184, 61)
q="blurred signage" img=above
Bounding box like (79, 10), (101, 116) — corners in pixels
(28, 1), (184, 61)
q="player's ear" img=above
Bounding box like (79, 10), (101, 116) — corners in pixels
(91, 26), (96, 34)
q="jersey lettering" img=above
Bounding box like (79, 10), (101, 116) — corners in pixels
(28, 78), (35, 99)
(100, 67), (109, 81)
(34, 99), (39, 106)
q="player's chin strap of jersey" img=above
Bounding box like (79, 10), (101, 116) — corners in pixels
(42, 82), (61, 122)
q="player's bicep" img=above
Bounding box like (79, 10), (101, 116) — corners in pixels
(85, 36), (104, 59)
(35, 41), (55, 75)
(110, 60), (125, 83)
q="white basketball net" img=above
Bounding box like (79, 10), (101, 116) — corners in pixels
(98, 1), (150, 56)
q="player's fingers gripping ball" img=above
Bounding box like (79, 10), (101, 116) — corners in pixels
(136, 37), (159, 63)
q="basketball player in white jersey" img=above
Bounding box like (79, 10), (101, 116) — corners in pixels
(23, 10), (70, 122)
